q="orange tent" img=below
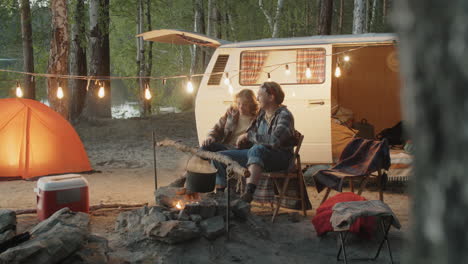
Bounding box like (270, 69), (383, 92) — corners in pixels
(0, 98), (92, 180)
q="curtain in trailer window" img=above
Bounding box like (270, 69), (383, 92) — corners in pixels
(240, 51), (269, 85)
(296, 49), (326, 83)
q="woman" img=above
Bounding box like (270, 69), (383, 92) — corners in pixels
(202, 89), (258, 151)
(183, 89), (258, 195)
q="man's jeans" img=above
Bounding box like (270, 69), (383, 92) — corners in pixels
(212, 144), (292, 187)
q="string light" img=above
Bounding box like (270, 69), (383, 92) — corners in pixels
(223, 72), (230, 85)
(16, 82), (23, 98)
(186, 76), (194, 93)
(267, 72), (272, 81)
(334, 64), (342, 78)
(285, 64), (290, 75)
(98, 82), (105, 98)
(144, 85), (152, 100)
(57, 81), (64, 99)
(0, 45), (374, 87)
(305, 63), (312, 79)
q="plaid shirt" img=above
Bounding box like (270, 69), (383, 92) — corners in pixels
(208, 106), (254, 147)
(247, 106), (296, 152)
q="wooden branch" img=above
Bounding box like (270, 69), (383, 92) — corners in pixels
(157, 139), (250, 177)
(15, 203), (148, 216)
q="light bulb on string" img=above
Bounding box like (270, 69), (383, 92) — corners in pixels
(57, 81), (64, 99)
(186, 76), (194, 93)
(344, 55), (350, 62)
(335, 65), (342, 78)
(285, 64), (291, 75)
(98, 81), (105, 98)
(228, 84), (234, 94)
(16, 81), (23, 98)
(267, 72), (272, 82)
(144, 85), (152, 100)
(223, 72), (230, 85)
(305, 63), (312, 79)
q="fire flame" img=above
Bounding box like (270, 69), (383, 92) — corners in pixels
(175, 201), (183, 210)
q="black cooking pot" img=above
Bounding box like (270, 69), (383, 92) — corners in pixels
(185, 156), (217, 193)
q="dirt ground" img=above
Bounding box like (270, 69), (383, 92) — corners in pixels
(0, 111), (410, 263)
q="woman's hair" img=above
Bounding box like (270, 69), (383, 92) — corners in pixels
(260, 81), (285, 105)
(234, 89), (259, 116)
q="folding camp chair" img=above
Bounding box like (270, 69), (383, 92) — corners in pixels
(331, 200), (401, 264)
(261, 130), (311, 222)
(313, 138), (390, 205)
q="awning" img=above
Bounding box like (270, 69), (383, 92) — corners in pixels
(137, 29), (229, 48)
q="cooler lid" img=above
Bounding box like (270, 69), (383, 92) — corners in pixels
(37, 174), (88, 191)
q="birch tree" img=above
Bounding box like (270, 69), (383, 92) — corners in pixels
(258, 0), (285, 38)
(352, 0), (366, 34)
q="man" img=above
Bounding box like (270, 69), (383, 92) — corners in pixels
(212, 81), (296, 203)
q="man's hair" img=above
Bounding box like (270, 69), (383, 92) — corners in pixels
(234, 89), (259, 115)
(261, 81), (285, 105)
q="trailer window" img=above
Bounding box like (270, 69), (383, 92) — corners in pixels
(208, 54), (229, 85)
(239, 48), (326, 85)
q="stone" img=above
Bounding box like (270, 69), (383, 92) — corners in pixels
(0, 210), (16, 243)
(183, 203), (201, 215)
(199, 216), (225, 240)
(146, 220), (200, 244)
(115, 206), (149, 232)
(177, 211), (190, 221)
(154, 186), (185, 208)
(230, 199), (251, 220)
(198, 200), (217, 219)
(0, 210), (16, 234)
(215, 202), (227, 217)
(62, 234), (110, 264)
(189, 214), (202, 223)
(141, 208), (167, 227)
(31, 207), (89, 236)
(0, 230), (15, 244)
(0, 222), (87, 264)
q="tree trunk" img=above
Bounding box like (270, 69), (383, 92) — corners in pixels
(205, 0), (219, 67)
(47, 0), (69, 119)
(394, 0), (468, 263)
(338, 0), (344, 34)
(317, 0), (333, 35)
(352, 0), (366, 34)
(258, 0), (285, 38)
(191, 0), (206, 74)
(369, 0), (383, 32)
(84, 0), (111, 119)
(144, 0), (153, 115)
(136, 0), (150, 117)
(20, 0), (35, 100)
(69, 0), (87, 121)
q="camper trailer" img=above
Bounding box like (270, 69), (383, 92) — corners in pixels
(140, 30), (400, 165)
